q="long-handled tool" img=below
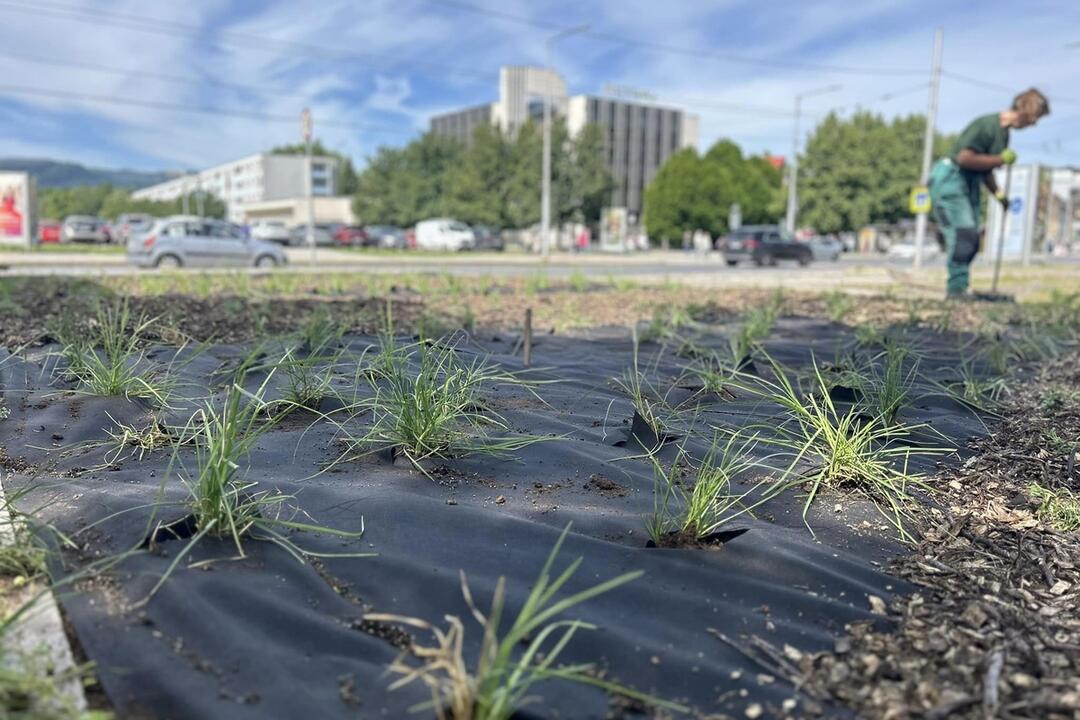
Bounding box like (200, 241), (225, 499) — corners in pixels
(975, 164), (1016, 303)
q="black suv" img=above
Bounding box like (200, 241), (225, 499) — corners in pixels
(719, 225), (812, 267)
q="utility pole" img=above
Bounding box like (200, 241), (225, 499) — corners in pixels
(181, 175), (190, 215)
(913, 28), (944, 269)
(301, 107), (315, 266)
(785, 84), (841, 235)
(541, 24), (588, 257)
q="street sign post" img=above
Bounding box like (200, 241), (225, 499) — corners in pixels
(728, 203), (742, 232)
(301, 108), (315, 266)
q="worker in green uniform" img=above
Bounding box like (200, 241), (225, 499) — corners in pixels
(928, 88), (1050, 298)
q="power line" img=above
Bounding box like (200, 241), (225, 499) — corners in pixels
(0, 49), (313, 100)
(0, 83), (418, 136)
(0, 0), (497, 85)
(941, 71), (1013, 94)
(425, 0), (927, 77)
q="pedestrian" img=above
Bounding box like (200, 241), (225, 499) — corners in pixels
(576, 224), (590, 252)
(928, 87), (1050, 299)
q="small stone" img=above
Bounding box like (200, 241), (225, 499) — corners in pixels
(783, 644), (803, 662)
(1049, 580), (1070, 596)
(1009, 672), (1037, 688)
(961, 602), (988, 628)
(495, 495), (506, 504)
(782, 698), (797, 712)
(868, 595), (887, 615)
(650, 655), (660, 665)
(745, 703), (763, 719)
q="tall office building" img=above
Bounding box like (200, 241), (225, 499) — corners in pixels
(430, 66), (698, 216)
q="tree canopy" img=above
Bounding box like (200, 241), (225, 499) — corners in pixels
(798, 111), (955, 233)
(642, 139), (784, 244)
(352, 121), (614, 229)
(40, 185), (225, 221)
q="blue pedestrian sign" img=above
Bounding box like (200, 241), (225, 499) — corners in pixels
(909, 186), (931, 214)
(1010, 198), (1022, 215)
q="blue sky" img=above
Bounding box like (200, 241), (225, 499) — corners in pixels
(0, 0), (1077, 173)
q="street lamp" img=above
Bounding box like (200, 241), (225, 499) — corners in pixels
(541, 23), (589, 257)
(784, 84), (841, 235)
(301, 107), (315, 266)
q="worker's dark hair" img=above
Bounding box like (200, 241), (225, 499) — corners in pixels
(1012, 88), (1050, 120)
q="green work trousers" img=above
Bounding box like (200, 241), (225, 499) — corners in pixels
(928, 158), (981, 296)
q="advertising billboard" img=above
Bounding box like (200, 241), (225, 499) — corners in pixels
(0, 171), (32, 247)
(985, 164), (1039, 262)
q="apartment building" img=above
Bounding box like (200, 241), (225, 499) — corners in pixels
(132, 152), (338, 222)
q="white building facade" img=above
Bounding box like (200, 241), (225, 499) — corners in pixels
(429, 66), (698, 215)
(132, 153), (338, 222)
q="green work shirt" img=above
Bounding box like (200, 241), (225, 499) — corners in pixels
(950, 113), (1009, 199)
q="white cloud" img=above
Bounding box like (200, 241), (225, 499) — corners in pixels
(0, 0), (1077, 171)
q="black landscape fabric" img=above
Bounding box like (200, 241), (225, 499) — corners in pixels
(0, 318), (992, 719)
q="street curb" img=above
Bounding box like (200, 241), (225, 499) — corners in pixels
(0, 480), (89, 713)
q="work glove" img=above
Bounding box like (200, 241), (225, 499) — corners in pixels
(994, 189), (1009, 209)
(1000, 148), (1017, 165)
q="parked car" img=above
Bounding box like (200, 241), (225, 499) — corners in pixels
(37, 220), (61, 244)
(415, 218), (475, 251)
(61, 215), (109, 243)
(114, 213), (154, 245)
(364, 224), (406, 249)
(719, 225), (812, 267)
(250, 220), (291, 244)
(886, 236), (942, 261)
(808, 235), (843, 262)
(333, 225), (369, 246)
(127, 216), (287, 269)
(288, 223), (337, 247)
(472, 225), (504, 251)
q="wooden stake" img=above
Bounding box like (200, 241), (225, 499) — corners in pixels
(523, 308), (533, 367)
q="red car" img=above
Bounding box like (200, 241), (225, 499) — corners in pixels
(37, 220), (61, 243)
(332, 225), (368, 246)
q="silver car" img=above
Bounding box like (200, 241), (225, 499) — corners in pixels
(127, 216), (288, 269)
(250, 220), (291, 244)
(62, 215), (109, 243)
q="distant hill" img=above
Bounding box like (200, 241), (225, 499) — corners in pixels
(0, 158), (173, 189)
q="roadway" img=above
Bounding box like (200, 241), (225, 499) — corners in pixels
(0, 248), (1072, 296)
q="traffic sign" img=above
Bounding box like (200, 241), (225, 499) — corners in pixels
(1010, 198), (1022, 215)
(909, 186), (931, 214)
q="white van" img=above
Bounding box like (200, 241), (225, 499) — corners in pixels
(415, 218), (475, 251)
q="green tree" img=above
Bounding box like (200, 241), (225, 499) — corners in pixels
(444, 124), (513, 227)
(351, 121), (613, 229)
(40, 184), (226, 221)
(566, 123), (614, 225)
(642, 148), (709, 244)
(642, 139), (784, 245)
(798, 111), (955, 233)
(353, 133), (463, 226)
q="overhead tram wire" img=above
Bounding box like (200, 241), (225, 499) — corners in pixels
(0, 84), (419, 137)
(424, 0), (927, 77)
(0, 49), (315, 100)
(0, 0), (496, 86)
(942, 71), (1080, 106)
